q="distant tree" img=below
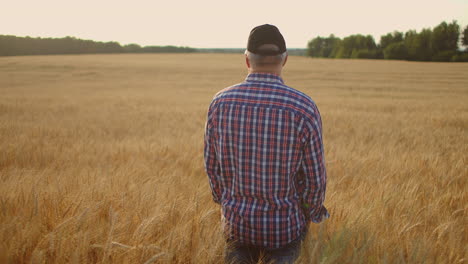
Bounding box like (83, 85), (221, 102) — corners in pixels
(328, 37), (343, 58)
(383, 42), (408, 60)
(0, 35), (196, 56)
(350, 49), (379, 59)
(321, 34), (340, 58)
(0, 35), (15, 56)
(307, 36), (324, 57)
(431, 21), (460, 55)
(432, 50), (457, 62)
(307, 34), (341, 58)
(335, 34), (377, 58)
(103, 41), (123, 53)
(403, 30), (418, 60)
(380, 31), (404, 50)
(451, 52), (468, 62)
(462, 25), (468, 47)
(124, 43), (142, 53)
(306, 20), (464, 62)
(405, 29), (433, 61)
(140, 45), (196, 53)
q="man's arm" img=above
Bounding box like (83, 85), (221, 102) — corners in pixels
(300, 115), (329, 223)
(204, 116), (222, 204)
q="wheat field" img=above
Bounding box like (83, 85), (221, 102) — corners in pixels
(0, 54), (467, 263)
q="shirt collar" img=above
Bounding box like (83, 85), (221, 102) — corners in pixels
(245, 72), (284, 85)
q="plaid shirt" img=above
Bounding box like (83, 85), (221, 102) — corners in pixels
(204, 73), (329, 249)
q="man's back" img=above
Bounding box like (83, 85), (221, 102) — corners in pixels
(204, 72), (328, 249)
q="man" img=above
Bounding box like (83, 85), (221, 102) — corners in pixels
(204, 24), (329, 264)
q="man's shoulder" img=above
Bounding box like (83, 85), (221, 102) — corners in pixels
(286, 86), (320, 122)
(280, 83), (316, 106)
(207, 83), (242, 114)
(212, 83), (244, 100)
(209, 81), (319, 119)
(213, 81), (314, 103)
(270, 82), (319, 117)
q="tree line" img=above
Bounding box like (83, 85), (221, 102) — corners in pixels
(307, 21), (468, 62)
(0, 35), (196, 56)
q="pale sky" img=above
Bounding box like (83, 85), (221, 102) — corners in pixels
(2, 0), (467, 48)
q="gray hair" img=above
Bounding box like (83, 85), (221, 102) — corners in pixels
(245, 44), (287, 67)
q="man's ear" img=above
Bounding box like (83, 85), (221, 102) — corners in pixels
(282, 54), (288, 67)
(245, 54), (251, 69)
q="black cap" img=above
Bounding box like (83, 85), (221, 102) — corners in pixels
(247, 24), (286, 56)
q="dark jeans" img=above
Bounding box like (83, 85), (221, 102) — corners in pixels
(224, 234), (305, 264)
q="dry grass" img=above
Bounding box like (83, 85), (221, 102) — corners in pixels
(0, 54), (467, 263)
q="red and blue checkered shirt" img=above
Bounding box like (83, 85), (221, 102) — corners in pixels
(204, 72), (329, 249)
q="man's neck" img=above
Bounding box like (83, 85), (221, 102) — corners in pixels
(248, 68), (282, 76)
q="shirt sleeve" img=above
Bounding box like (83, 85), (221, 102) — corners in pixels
(204, 107), (222, 204)
(299, 113), (329, 223)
